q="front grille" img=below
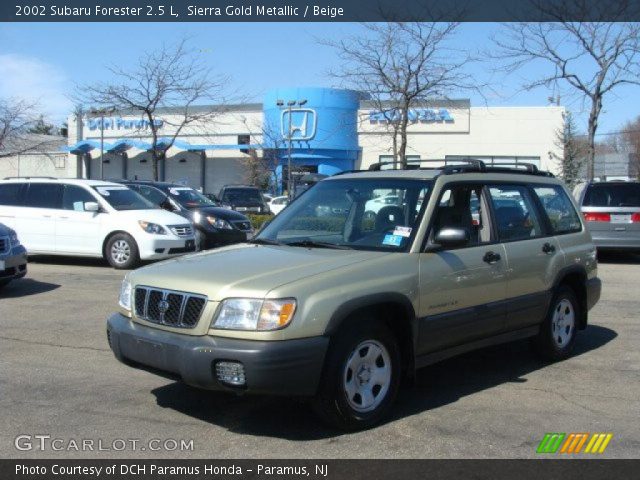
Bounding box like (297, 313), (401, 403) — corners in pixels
(169, 225), (194, 237)
(0, 236), (8, 254)
(133, 286), (207, 329)
(231, 220), (252, 232)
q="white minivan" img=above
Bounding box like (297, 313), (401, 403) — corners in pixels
(0, 178), (196, 269)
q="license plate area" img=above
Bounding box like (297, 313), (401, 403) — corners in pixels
(611, 214), (632, 223)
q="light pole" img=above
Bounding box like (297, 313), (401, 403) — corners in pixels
(276, 98), (307, 199)
(89, 106), (116, 180)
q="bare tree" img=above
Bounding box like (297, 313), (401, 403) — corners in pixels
(78, 39), (232, 180)
(492, 2), (640, 180)
(0, 98), (53, 158)
(322, 22), (479, 169)
(621, 116), (640, 178)
(553, 111), (587, 188)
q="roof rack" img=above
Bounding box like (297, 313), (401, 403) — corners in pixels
(3, 176), (57, 180)
(365, 159), (554, 177)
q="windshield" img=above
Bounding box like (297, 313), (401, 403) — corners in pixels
(223, 189), (263, 203)
(168, 187), (216, 208)
(93, 186), (157, 211)
(256, 178), (432, 251)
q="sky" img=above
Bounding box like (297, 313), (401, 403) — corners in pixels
(1, 22), (639, 136)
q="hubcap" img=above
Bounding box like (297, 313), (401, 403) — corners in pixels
(551, 298), (575, 348)
(343, 340), (391, 413)
(111, 240), (131, 265)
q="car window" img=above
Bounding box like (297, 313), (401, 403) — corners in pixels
(430, 185), (492, 248)
(24, 183), (63, 209)
(136, 185), (168, 206)
(533, 186), (582, 234)
(62, 185), (98, 211)
(93, 185), (156, 211)
(488, 185), (543, 241)
(0, 183), (25, 206)
(222, 189), (263, 203)
(583, 183), (640, 207)
(168, 187), (215, 207)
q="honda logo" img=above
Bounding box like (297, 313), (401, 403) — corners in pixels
(281, 108), (317, 141)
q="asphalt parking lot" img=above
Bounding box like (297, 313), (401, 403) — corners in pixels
(1, 253), (639, 459)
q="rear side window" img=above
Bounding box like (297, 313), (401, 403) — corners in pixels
(488, 185), (543, 241)
(583, 183), (640, 207)
(0, 183), (25, 206)
(533, 186), (582, 234)
(24, 183), (63, 209)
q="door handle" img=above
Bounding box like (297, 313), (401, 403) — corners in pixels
(542, 242), (556, 254)
(483, 251), (501, 264)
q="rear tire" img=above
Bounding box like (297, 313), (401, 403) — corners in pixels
(312, 318), (400, 431)
(105, 233), (140, 269)
(533, 285), (579, 361)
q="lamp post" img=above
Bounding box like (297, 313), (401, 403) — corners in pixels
(89, 106), (116, 180)
(276, 98), (307, 199)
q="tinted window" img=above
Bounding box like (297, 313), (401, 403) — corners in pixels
(167, 187), (215, 207)
(24, 183), (63, 209)
(93, 185), (156, 211)
(533, 186), (582, 234)
(136, 185), (169, 206)
(222, 188), (263, 203)
(62, 185), (98, 211)
(0, 183), (25, 206)
(488, 185), (543, 241)
(583, 183), (640, 207)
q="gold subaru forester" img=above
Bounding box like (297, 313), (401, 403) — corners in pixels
(107, 161), (601, 430)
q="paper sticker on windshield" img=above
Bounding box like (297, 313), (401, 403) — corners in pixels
(383, 234), (403, 247)
(96, 186), (126, 196)
(393, 226), (412, 238)
(169, 187), (190, 195)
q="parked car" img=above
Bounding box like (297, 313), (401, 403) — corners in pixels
(0, 223), (27, 289)
(268, 195), (289, 215)
(574, 180), (640, 252)
(119, 181), (253, 250)
(107, 162), (600, 430)
(0, 178), (195, 269)
(218, 185), (271, 214)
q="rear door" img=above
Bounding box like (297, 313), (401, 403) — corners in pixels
(487, 183), (564, 332)
(56, 184), (104, 255)
(17, 183), (63, 253)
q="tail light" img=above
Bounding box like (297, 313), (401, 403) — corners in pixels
(632, 213), (640, 223)
(584, 212), (611, 222)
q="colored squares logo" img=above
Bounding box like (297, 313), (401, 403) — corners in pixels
(536, 433), (613, 454)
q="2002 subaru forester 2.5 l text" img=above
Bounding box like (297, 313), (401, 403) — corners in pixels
(107, 161), (601, 430)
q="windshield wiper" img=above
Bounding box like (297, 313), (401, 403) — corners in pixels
(284, 239), (353, 250)
(247, 238), (283, 246)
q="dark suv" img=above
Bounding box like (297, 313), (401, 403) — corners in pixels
(218, 185), (271, 214)
(119, 181), (253, 250)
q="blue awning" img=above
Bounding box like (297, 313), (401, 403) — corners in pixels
(62, 139), (260, 154)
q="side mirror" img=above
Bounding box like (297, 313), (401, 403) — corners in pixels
(428, 227), (469, 251)
(84, 201), (100, 212)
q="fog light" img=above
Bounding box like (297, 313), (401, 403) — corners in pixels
(215, 361), (246, 386)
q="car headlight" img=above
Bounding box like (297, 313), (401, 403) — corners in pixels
(9, 232), (20, 247)
(212, 298), (296, 331)
(193, 211), (202, 223)
(138, 220), (167, 235)
(206, 216), (233, 230)
(118, 276), (132, 311)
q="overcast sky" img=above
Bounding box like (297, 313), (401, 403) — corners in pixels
(1, 22), (639, 136)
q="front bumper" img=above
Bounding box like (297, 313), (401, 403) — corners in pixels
(138, 237), (196, 260)
(106, 313), (329, 396)
(586, 277), (602, 312)
(0, 245), (27, 280)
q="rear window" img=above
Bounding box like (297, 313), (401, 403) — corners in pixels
(222, 188), (263, 202)
(583, 183), (640, 207)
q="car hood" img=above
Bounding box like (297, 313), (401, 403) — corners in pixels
(129, 243), (385, 301)
(112, 209), (191, 226)
(188, 206), (249, 220)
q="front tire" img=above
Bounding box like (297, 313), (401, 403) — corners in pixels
(313, 318), (400, 431)
(105, 233), (140, 269)
(533, 285), (579, 361)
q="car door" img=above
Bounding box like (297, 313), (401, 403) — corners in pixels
(487, 183), (564, 332)
(56, 184), (104, 255)
(417, 184), (508, 355)
(16, 183), (63, 253)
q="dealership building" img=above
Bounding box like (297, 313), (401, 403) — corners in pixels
(64, 87), (565, 194)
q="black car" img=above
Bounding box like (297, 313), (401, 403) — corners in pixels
(118, 181), (253, 250)
(218, 185), (271, 214)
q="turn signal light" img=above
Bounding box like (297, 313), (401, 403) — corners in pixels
(584, 212), (610, 222)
